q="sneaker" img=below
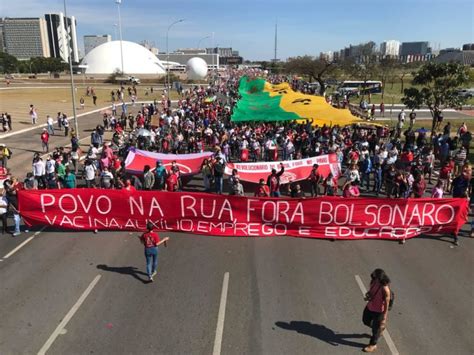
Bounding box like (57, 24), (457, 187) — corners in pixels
(454, 240), (459, 246)
(363, 345), (377, 352)
(149, 276), (154, 282)
(151, 271), (157, 277)
(12, 232), (21, 237)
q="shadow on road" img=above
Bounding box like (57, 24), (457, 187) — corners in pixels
(96, 264), (150, 284)
(275, 321), (368, 348)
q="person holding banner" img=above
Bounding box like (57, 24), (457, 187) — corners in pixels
(307, 164), (322, 197)
(254, 178), (270, 197)
(200, 159), (213, 192)
(267, 163), (285, 197)
(213, 156), (225, 194)
(154, 161), (167, 190)
(139, 222), (169, 283)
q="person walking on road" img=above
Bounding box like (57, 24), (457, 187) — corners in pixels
(139, 222), (169, 282)
(362, 269), (392, 353)
(40, 128), (50, 152)
(63, 115), (70, 137)
(29, 104), (38, 124)
(46, 115), (55, 135)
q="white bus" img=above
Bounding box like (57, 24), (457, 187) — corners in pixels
(338, 80), (382, 95)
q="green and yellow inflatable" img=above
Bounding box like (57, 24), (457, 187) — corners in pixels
(231, 76), (363, 126)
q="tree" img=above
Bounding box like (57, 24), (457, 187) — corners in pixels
(402, 62), (469, 135)
(377, 58), (399, 100)
(285, 56), (335, 95)
(0, 52), (19, 73)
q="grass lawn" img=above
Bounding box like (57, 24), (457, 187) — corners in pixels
(0, 85), (181, 129)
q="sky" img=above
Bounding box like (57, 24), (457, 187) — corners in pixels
(2, 0), (473, 60)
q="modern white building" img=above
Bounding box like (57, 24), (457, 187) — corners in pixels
(320, 51), (334, 62)
(380, 40), (400, 57)
(84, 34), (111, 55)
(45, 13), (79, 63)
(81, 40), (166, 74)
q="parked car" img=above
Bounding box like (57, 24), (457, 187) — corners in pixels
(127, 76), (140, 85)
(456, 88), (474, 99)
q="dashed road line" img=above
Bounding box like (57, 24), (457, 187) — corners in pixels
(37, 274), (102, 355)
(2, 226), (46, 259)
(213, 272), (230, 355)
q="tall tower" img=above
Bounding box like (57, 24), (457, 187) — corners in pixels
(273, 21), (278, 62)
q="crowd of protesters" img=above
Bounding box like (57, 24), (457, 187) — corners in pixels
(0, 69), (473, 239)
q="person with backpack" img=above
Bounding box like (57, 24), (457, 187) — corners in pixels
(139, 222), (169, 282)
(362, 269), (393, 353)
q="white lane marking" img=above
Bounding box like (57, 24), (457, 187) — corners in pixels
(213, 272), (230, 355)
(355, 275), (400, 355)
(0, 107), (109, 140)
(38, 274), (101, 355)
(2, 226), (46, 259)
(0, 99), (178, 140)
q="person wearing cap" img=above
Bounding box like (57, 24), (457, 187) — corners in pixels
(139, 222), (169, 282)
(40, 128), (50, 152)
(254, 178), (270, 197)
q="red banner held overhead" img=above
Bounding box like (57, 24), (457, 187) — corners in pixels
(225, 154), (341, 184)
(18, 190), (468, 240)
(124, 149), (213, 175)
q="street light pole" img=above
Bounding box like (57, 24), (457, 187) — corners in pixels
(116, 0), (124, 75)
(166, 18), (184, 100)
(63, 0), (79, 139)
(197, 35), (210, 50)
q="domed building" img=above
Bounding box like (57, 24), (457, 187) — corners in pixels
(81, 40), (166, 74)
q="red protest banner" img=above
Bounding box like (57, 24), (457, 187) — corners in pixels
(225, 154), (341, 184)
(18, 190), (468, 240)
(124, 149), (213, 175)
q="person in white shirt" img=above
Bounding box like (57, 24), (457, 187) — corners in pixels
(63, 116), (70, 137)
(29, 105), (38, 124)
(46, 115), (55, 135)
(45, 156), (56, 178)
(84, 159), (97, 188)
(0, 193), (8, 234)
(32, 157), (46, 188)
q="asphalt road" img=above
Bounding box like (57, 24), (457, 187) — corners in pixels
(0, 107), (473, 355)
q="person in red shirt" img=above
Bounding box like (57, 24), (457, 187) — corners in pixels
(439, 160), (453, 192)
(41, 128), (49, 152)
(139, 222), (169, 282)
(254, 178), (270, 197)
(166, 171), (179, 192)
(412, 174), (426, 198)
(266, 163), (285, 197)
(123, 179), (136, 191)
